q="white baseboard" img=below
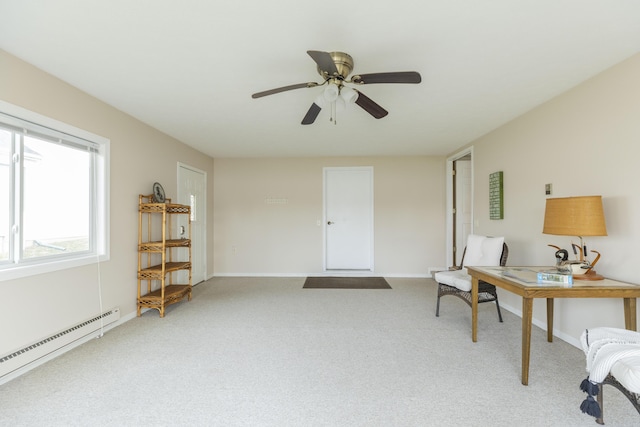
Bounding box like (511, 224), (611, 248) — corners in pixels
(498, 301), (581, 349)
(0, 310), (137, 385)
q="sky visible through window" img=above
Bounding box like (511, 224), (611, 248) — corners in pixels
(1, 132), (91, 260)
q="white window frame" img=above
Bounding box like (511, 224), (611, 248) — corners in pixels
(0, 100), (110, 281)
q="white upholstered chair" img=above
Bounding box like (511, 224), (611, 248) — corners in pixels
(434, 234), (507, 322)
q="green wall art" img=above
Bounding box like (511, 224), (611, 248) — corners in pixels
(489, 171), (504, 220)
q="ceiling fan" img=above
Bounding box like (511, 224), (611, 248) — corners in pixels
(251, 50), (422, 125)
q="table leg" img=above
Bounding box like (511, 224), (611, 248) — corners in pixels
(522, 297), (533, 386)
(623, 298), (637, 331)
(472, 276), (479, 343)
(546, 298), (554, 342)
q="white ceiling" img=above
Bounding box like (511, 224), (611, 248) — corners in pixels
(1, 1), (639, 158)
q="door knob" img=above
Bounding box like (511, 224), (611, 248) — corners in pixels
(327, 221), (334, 225)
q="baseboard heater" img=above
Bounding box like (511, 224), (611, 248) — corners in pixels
(0, 307), (120, 381)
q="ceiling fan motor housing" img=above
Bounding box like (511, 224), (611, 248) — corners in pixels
(317, 52), (354, 80)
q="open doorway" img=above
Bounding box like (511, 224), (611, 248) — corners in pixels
(177, 163), (207, 284)
(446, 148), (473, 267)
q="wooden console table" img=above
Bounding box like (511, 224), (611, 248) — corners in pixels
(466, 266), (640, 385)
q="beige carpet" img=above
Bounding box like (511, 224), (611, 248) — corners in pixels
(1, 276), (638, 426)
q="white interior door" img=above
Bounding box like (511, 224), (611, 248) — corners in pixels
(178, 163), (206, 284)
(324, 167), (374, 271)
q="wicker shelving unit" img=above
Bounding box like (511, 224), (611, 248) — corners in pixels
(137, 194), (192, 317)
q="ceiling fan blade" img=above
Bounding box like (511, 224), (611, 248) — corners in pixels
(354, 90), (388, 119)
(307, 50), (339, 76)
(252, 82), (317, 99)
(352, 71), (421, 84)
(301, 103), (322, 125)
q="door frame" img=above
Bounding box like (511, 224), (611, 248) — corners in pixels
(446, 147), (474, 267)
(322, 166), (374, 273)
(177, 162), (207, 284)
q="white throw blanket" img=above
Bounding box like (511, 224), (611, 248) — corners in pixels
(579, 327), (640, 419)
(581, 327), (640, 388)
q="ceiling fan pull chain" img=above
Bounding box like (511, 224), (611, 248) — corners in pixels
(333, 100), (339, 125)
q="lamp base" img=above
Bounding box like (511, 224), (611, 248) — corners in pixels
(573, 269), (604, 281)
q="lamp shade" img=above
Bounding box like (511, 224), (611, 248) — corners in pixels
(542, 196), (607, 237)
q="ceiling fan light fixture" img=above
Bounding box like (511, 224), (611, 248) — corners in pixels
(340, 86), (358, 104)
(314, 93), (326, 108)
(323, 84), (339, 102)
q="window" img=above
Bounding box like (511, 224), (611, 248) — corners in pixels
(0, 101), (109, 281)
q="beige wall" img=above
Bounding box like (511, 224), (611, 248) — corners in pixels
(3, 43), (639, 359)
(0, 50), (215, 354)
(463, 53), (640, 344)
(213, 156), (446, 276)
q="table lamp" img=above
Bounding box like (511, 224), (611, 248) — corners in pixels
(542, 195), (607, 280)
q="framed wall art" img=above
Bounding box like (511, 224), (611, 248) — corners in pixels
(489, 171), (504, 220)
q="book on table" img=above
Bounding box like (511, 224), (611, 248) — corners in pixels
(499, 267), (573, 286)
(537, 269), (573, 286)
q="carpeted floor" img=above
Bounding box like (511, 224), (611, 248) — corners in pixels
(1, 276), (638, 426)
(303, 276), (391, 289)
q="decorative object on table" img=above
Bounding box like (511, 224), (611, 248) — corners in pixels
(543, 195), (607, 280)
(548, 244), (569, 266)
(152, 182), (165, 203)
(252, 50), (421, 125)
(489, 171), (504, 220)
